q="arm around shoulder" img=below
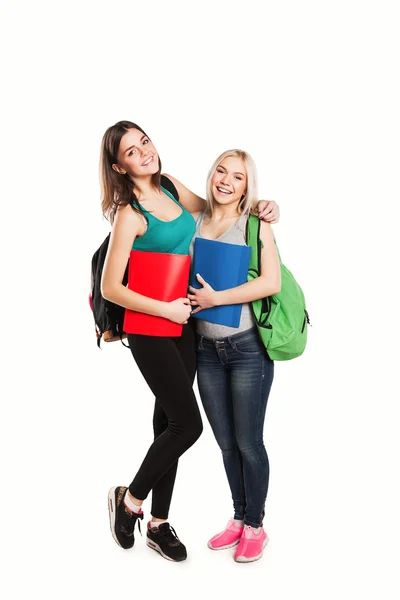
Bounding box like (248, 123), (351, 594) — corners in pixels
(163, 173), (206, 214)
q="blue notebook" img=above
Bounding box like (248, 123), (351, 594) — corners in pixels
(190, 237), (252, 327)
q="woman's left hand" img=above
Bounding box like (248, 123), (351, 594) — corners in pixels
(188, 274), (218, 314)
(258, 200), (280, 223)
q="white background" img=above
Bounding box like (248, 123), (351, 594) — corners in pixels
(1, 1), (399, 598)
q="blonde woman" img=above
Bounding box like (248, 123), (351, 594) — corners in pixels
(188, 150), (281, 563)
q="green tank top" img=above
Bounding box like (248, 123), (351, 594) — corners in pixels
(132, 186), (195, 255)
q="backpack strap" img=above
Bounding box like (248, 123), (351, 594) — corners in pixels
(160, 174), (179, 202)
(131, 175), (179, 211)
(246, 214), (262, 277)
(120, 334), (129, 348)
(245, 214), (272, 328)
(246, 213), (282, 264)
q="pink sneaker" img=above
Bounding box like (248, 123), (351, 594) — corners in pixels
(208, 519), (244, 550)
(234, 525), (269, 563)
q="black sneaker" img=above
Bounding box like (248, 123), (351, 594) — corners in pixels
(108, 486), (143, 549)
(146, 521), (187, 562)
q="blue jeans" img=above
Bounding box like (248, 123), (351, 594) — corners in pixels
(196, 327), (274, 528)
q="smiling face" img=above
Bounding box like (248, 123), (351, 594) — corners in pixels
(113, 128), (159, 178)
(211, 156), (247, 207)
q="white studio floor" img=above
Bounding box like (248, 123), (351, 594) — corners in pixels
(4, 338), (397, 600)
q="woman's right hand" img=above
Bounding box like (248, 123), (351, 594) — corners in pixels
(164, 298), (192, 324)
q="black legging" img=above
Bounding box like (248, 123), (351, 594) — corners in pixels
(127, 322), (203, 519)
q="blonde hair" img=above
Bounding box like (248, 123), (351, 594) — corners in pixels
(205, 149), (258, 217)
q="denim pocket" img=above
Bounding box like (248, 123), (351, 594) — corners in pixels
(232, 336), (263, 356)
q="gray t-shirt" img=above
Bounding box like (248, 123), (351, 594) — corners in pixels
(189, 212), (256, 339)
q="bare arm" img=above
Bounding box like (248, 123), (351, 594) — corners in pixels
(188, 221), (281, 311)
(101, 205), (191, 322)
(163, 173), (206, 214)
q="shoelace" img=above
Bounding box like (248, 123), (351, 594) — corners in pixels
(121, 510), (143, 537)
(158, 524), (180, 547)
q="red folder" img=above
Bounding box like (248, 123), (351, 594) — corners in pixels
(123, 250), (191, 337)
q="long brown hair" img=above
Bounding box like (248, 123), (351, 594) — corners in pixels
(100, 120), (162, 222)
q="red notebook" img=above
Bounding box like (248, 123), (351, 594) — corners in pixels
(123, 250), (191, 337)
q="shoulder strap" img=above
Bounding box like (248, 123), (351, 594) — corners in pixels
(160, 175), (179, 202)
(246, 215), (262, 276)
(246, 214), (282, 265)
(245, 214), (259, 248)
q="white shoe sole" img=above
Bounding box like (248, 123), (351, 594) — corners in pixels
(108, 486), (123, 548)
(208, 539), (241, 550)
(146, 538), (186, 562)
(234, 536), (269, 563)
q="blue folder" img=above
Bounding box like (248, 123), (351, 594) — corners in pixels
(190, 237), (252, 327)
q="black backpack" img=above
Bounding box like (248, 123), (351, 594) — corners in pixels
(91, 175), (180, 347)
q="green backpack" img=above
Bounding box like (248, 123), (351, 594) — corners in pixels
(246, 215), (309, 360)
